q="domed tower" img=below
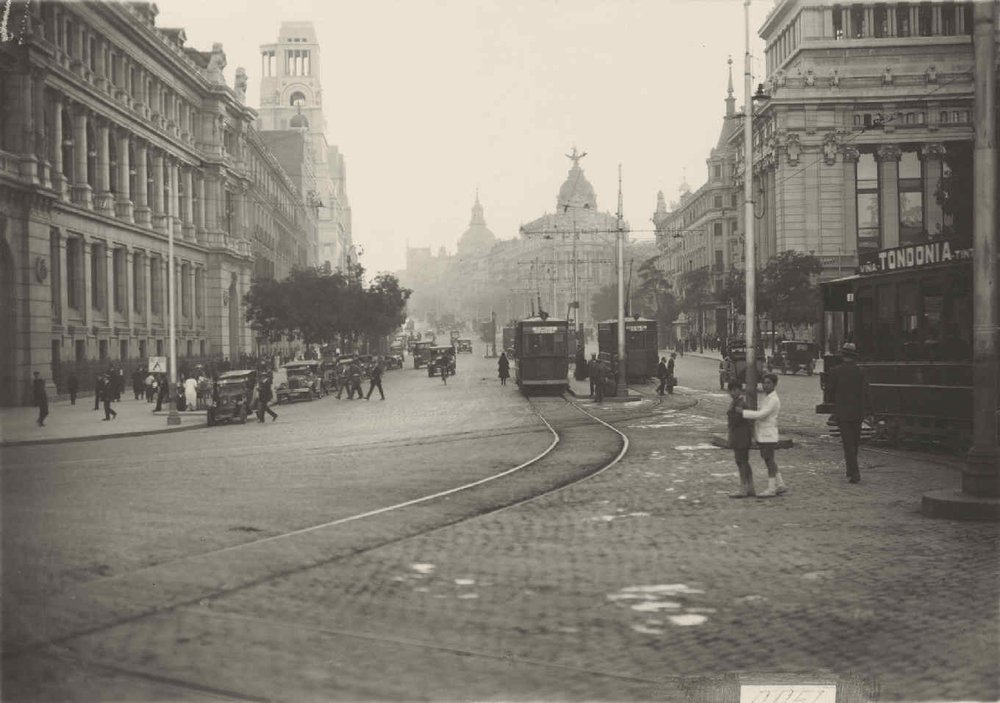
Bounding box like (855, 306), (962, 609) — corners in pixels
(556, 146), (597, 211)
(456, 191), (497, 258)
(257, 21), (325, 135)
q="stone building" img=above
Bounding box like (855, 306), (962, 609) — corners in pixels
(656, 0), (988, 345)
(256, 21), (352, 272)
(0, 0), (318, 404)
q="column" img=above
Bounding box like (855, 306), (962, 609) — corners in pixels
(888, 5), (896, 36)
(134, 141), (150, 226)
(864, 6), (874, 36)
(32, 70), (49, 187)
(16, 72), (39, 183)
(95, 119), (113, 215)
(105, 243), (114, 324)
(115, 132), (132, 221)
(51, 92), (65, 197)
(81, 235), (91, 327)
(195, 173), (206, 241)
(71, 106), (92, 207)
(125, 246), (135, 330)
(182, 167), (195, 241)
(841, 147), (859, 255)
(143, 252), (153, 331)
(932, 4), (941, 34)
(188, 264), (197, 330)
(152, 151), (166, 232)
(94, 39), (107, 91)
(169, 159), (181, 232)
(921, 143), (946, 237)
(57, 236), (69, 326)
(877, 145), (902, 249)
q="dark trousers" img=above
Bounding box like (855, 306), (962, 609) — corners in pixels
(594, 377), (605, 402)
(839, 419), (862, 479)
(657, 377), (667, 395)
(258, 400), (277, 421)
(69, 389), (77, 405)
(103, 397), (117, 420)
(94, 392), (101, 410)
(733, 447), (754, 492)
(366, 379), (384, 399)
(37, 401), (48, 426)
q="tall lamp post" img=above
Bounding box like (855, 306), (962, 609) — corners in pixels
(615, 165), (628, 398)
(166, 174), (180, 425)
(743, 0), (769, 405)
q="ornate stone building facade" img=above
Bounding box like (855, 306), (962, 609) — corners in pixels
(0, 1), (318, 404)
(256, 22), (352, 272)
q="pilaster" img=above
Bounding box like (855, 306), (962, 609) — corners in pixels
(95, 119), (114, 215)
(71, 106), (92, 207)
(921, 143), (946, 237)
(115, 132), (133, 221)
(841, 147), (859, 257)
(877, 145), (902, 249)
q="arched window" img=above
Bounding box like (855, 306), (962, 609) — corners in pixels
(289, 91), (306, 107)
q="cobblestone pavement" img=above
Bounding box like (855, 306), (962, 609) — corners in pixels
(3, 347), (997, 702)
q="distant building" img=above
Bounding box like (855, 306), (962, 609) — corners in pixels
(256, 21), (352, 272)
(0, 0), (317, 404)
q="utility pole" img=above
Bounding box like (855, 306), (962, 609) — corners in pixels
(166, 171), (180, 426)
(615, 165), (628, 398)
(743, 0), (758, 407)
(924, 0), (999, 519)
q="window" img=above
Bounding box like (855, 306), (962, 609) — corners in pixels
(918, 3), (933, 36)
(66, 237), (82, 309)
(195, 268), (204, 318)
(856, 153), (880, 255)
(262, 51), (276, 77)
(150, 256), (161, 314)
(113, 247), (126, 312)
(898, 151), (924, 245)
(941, 5), (955, 35)
(833, 5), (844, 38)
(896, 3), (911, 36)
(874, 4), (888, 37)
(85, 122), (97, 190)
(713, 165), (721, 180)
(713, 222), (723, 237)
(90, 242), (105, 310)
(120, 340), (128, 360)
(850, 4), (866, 37)
(289, 91), (306, 107)
(139, 339), (147, 359)
(99, 339), (108, 360)
(75, 339), (86, 362)
(133, 251), (143, 312)
(713, 195), (723, 209)
(156, 339), (163, 356)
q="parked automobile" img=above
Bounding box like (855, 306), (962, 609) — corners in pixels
(719, 340), (766, 389)
(770, 340), (819, 375)
(427, 346), (456, 377)
(412, 341), (434, 368)
(207, 370), (256, 426)
(275, 361), (323, 403)
(456, 339), (473, 354)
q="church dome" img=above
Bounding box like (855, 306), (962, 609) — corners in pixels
(557, 164), (597, 211)
(456, 192), (496, 257)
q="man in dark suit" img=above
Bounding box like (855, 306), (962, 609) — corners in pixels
(33, 371), (48, 427)
(828, 342), (871, 484)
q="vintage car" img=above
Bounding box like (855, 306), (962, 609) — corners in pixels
(770, 340), (819, 375)
(456, 338), (473, 354)
(412, 341), (434, 368)
(450, 330), (461, 343)
(427, 346), (457, 377)
(719, 341), (766, 390)
(384, 353), (404, 370)
(275, 361), (323, 403)
(207, 370), (256, 426)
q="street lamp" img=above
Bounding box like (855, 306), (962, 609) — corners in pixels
(743, 0), (770, 405)
(166, 181), (180, 426)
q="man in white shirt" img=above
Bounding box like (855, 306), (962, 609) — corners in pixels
(741, 372), (787, 498)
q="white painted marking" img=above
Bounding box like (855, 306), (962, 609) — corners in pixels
(668, 614), (708, 626)
(631, 601), (682, 612)
(412, 563), (435, 574)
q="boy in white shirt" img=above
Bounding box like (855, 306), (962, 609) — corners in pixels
(741, 372), (787, 498)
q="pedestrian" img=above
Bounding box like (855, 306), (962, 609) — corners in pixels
(67, 372), (78, 405)
(145, 373), (155, 402)
(726, 381), (756, 498)
(587, 353), (599, 397)
(656, 357), (669, 396)
(183, 374), (198, 412)
(665, 353), (676, 394)
(365, 357), (385, 400)
(828, 342), (871, 484)
(347, 359), (364, 398)
(574, 347), (588, 381)
(436, 352), (449, 384)
(498, 352), (510, 386)
(112, 367), (123, 402)
(592, 356), (607, 402)
(132, 368), (144, 400)
(154, 375), (168, 412)
(93, 373), (102, 411)
(740, 372), (786, 498)
(101, 374), (117, 421)
(33, 371), (48, 427)
(257, 374), (278, 422)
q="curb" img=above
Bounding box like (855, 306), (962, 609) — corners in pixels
(1, 422), (207, 448)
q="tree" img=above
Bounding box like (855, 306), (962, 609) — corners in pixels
(759, 250), (823, 336)
(679, 267), (712, 351)
(635, 255), (679, 345)
(590, 283), (618, 322)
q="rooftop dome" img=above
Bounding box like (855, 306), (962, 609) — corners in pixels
(456, 192), (496, 257)
(556, 146), (596, 211)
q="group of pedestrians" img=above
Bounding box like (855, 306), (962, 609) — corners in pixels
(331, 356), (385, 400)
(725, 341), (870, 499)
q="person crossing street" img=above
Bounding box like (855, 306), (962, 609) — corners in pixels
(257, 374), (278, 422)
(365, 357), (385, 400)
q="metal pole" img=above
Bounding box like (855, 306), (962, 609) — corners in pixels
(166, 167), (180, 426)
(964, 0), (998, 497)
(743, 0), (758, 406)
(616, 164), (627, 397)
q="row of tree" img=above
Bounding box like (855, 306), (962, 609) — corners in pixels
(244, 265), (412, 351)
(591, 250), (824, 341)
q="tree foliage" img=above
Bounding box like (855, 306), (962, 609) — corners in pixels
(759, 250), (822, 331)
(634, 255), (679, 328)
(591, 283), (619, 322)
(245, 265), (412, 348)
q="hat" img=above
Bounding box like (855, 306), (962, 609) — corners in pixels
(841, 342), (858, 356)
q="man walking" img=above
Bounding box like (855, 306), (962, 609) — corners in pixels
(67, 372), (78, 405)
(101, 374), (117, 421)
(33, 371), (48, 427)
(656, 357), (669, 396)
(347, 359), (364, 399)
(257, 374), (278, 422)
(366, 357), (385, 400)
(741, 372), (786, 498)
(592, 356), (607, 402)
(828, 342), (870, 484)
(665, 353), (677, 394)
(587, 353), (599, 397)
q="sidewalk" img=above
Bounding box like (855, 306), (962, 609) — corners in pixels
(1, 396), (207, 447)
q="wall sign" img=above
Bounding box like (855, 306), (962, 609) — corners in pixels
(858, 238), (972, 275)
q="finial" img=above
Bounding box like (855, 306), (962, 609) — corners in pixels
(727, 55), (734, 98)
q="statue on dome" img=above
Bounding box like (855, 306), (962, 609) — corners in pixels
(565, 146), (588, 168)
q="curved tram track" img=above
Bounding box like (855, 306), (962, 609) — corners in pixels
(5, 394), (653, 699)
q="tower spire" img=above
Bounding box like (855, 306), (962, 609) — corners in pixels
(725, 55), (736, 117)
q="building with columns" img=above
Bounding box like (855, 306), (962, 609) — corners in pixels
(655, 0), (986, 345)
(256, 21), (352, 272)
(0, 0), (319, 404)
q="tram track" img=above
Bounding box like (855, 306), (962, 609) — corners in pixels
(3, 394), (632, 664)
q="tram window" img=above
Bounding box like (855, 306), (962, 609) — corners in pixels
(855, 292), (875, 359)
(899, 282), (922, 360)
(875, 284), (896, 361)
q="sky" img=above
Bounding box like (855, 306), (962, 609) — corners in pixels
(155, 0), (774, 274)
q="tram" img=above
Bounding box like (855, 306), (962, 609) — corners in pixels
(816, 237), (976, 448)
(597, 317), (659, 382)
(502, 326), (516, 357)
(513, 316), (569, 393)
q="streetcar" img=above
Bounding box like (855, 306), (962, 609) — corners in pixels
(597, 316), (658, 382)
(513, 316), (569, 393)
(502, 326), (516, 358)
(816, 237), (976, 449)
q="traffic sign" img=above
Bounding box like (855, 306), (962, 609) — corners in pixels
(148, 356), (168, 373)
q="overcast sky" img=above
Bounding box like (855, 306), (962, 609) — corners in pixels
(156, 0), (773, 274)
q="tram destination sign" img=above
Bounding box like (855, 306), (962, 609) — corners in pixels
(858, 238), (972, 275)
